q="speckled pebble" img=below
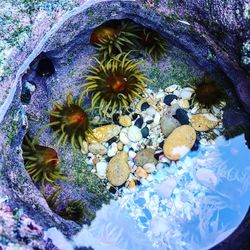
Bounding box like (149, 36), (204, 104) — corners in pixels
(119, 115), (132, 127)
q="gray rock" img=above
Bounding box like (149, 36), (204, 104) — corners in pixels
(134, 148), (157, 166)
(160, 115), (181, 137)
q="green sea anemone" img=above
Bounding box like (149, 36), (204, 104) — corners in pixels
(59, 200), (96, 224)
(47, 92), (93, 149)
(22, 135), (66, 186)
(138, 27), (167, 63)
(190, 75), (227, 111)
(46, 188), (95, 224)
(81, 52), (150, 116)
(90, 20), (140, 60)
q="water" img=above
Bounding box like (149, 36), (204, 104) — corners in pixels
(45, 133), (250, 250)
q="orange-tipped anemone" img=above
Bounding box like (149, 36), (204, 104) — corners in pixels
(81, 52), (150, 116)
(90, 26), (118, 45)
(48, 92), (92, 149)
(22, 135), (65, 186)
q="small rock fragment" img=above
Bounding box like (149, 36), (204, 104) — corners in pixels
(136, 167), (149, 178)
(191, 114), (218, 131)
(134, 117), (143, 128)
(119, 128), (130, 144)
(107, 142), (118, 157)
(119, 115), (132, 127)
(96, 161), (108, 178)
(160, 116), (180, 137)
(141, 126), (150, 138)
(128, 126), (143, 142)
(174, 109), (189, 125)
(86, 125), (121, 143)
(89, 143), (107, 155)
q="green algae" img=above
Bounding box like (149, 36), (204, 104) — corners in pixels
(61, 150), (111, 208)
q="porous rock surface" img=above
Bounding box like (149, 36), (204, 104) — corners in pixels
(0, 0), (250, 249)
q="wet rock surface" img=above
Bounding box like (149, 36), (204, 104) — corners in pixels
(0, 0), (250, 249)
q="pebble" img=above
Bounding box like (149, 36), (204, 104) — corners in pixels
(155, 177), (177, 198)
(163, 94), (178, 105)
(165, 84), (178, 92)
(134, 148), (157, 166)
(119, 128), (130, 144)
(178, 99), (190, 109)
(160, 116), (180, 137)
(146, 107), (157, 116)
(96, 161), (108, 178)
(141, 102), (150, 111)
(128, 126), (143, 142)
(163, 125), (196, 160)
(128, 150), (137, 159)
(107, 142), (118, 157)
(117, 141), (123, 150)
(86, 125), (121, 143)
(152, 112), (161, 127)
(191, 114), (218, 131)
(88, 143), (107, 155)
(128, 180), (136, 190)
(143, 163), (156, 173)
(119, 115), (132, 127)
(196, 168), (218, 187)
(134, 117), (143, 128)
(180, 87), (194, 99)
(141, 126), (150, 138)
(174, 109), (189, 125)
(136, 167), (149, 178)
(106, 152), (131, 186)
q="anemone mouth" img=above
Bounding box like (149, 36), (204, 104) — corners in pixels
(107, 74), (127, 93)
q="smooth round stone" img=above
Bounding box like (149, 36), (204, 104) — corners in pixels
(191, 114), (218, 131)
(119, 128), (130, 144)
(174, 109), (189, 125)
(141, 126), (149, 138)
(136, 167), (149, 178)
(96, 161), (108, 178)
(160, 115), (180, 137)
(119, 115), (132, 127)
(128, 126), (142, 142)
(117, 141), (123, 150)
(107, 142), (118, 157)
(165, 84), (178, 92)
(163, 94), (178, 105)
(134, 148), (157, 166)
(141, 102), (150, 111)
(88, 143), (107, 155)
(146, 107), (157, 116)
(178, 99), (190, 109)
(106, 151), (130, 186)
(143, 163), (156, 173)
(134, 117), (143, 128)
(180, 87), (194, 99)
(163, 125), (196, 160)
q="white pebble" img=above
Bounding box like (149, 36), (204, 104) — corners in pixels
(128, 150), (136, 159)
(180, 87), (194, 99)
(152, 112), (161, 127)
(119, 128), (130, 144)
(96, 161), (108, 178)
(128, 126), (142, 142)
(146, 107), (157, 116)
(173, 90), (180, 97)
(165, 84), (178, 92)
(107, 142), (118, 157)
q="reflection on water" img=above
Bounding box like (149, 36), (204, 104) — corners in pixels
(45, 134), (250, 250)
